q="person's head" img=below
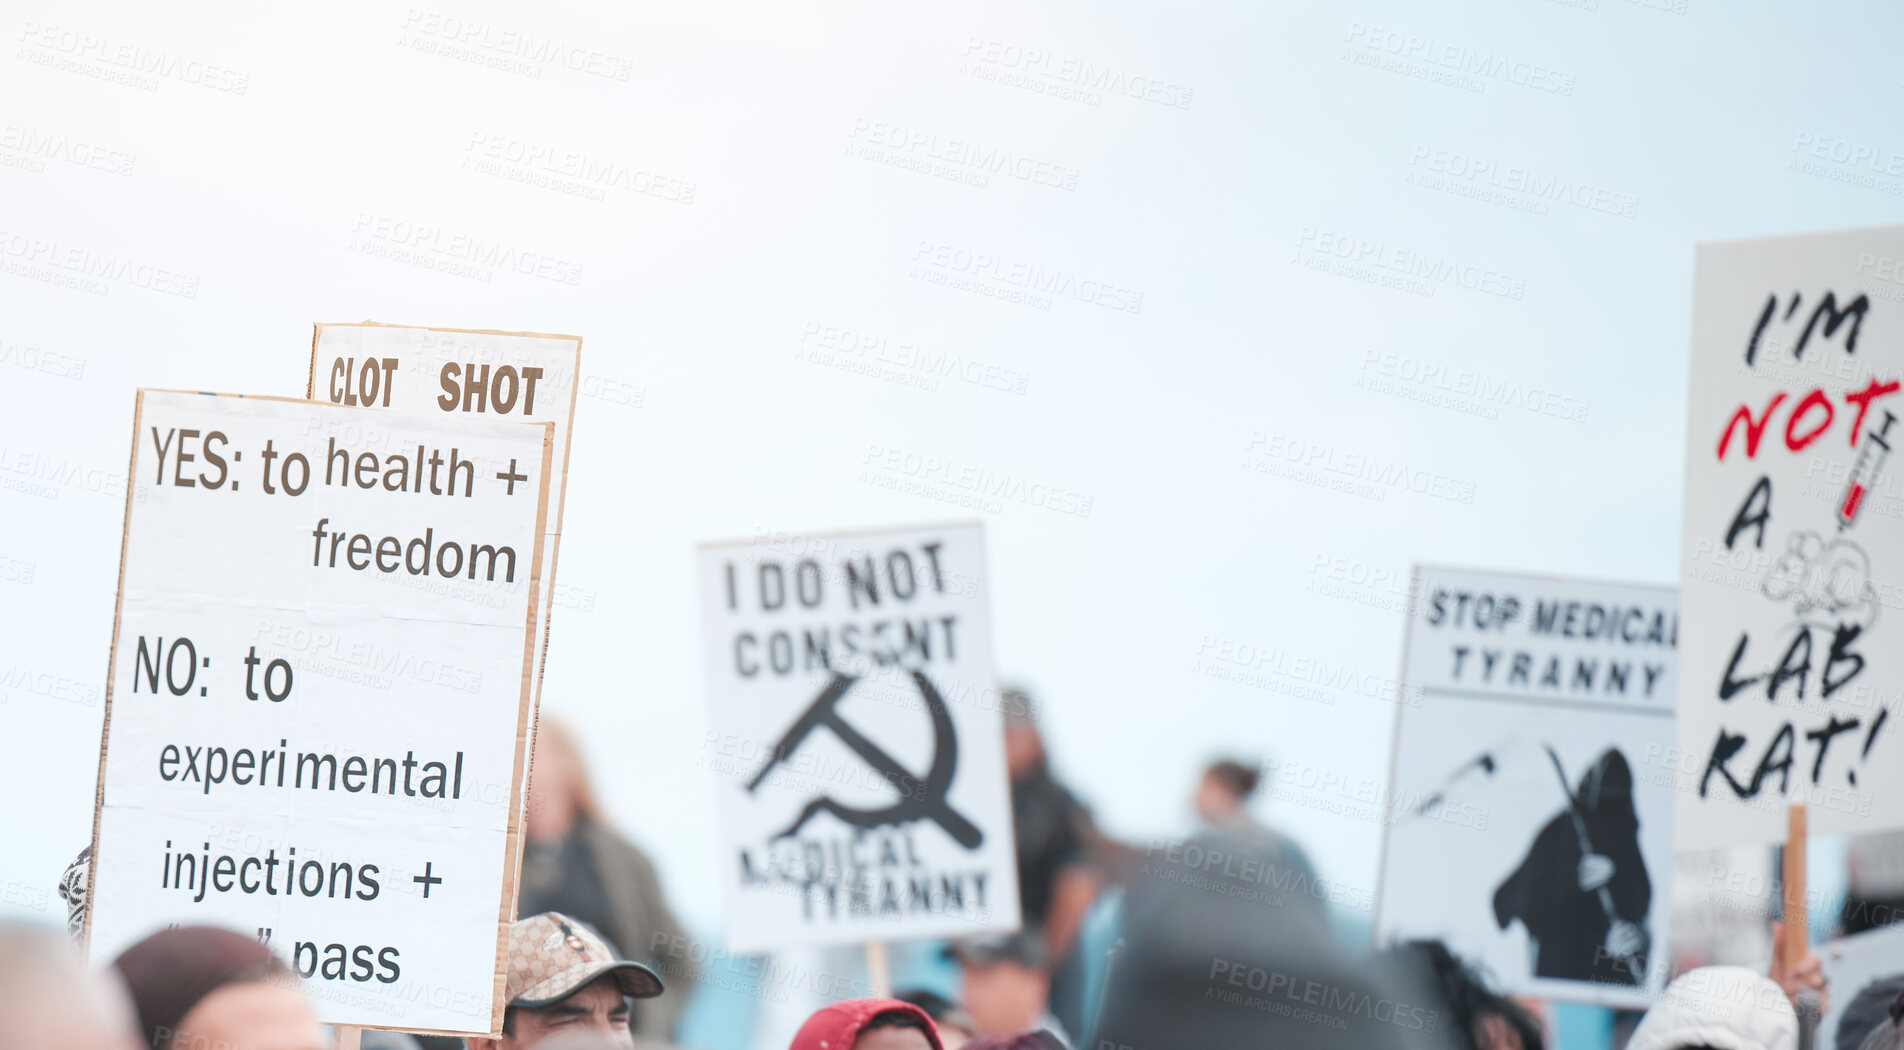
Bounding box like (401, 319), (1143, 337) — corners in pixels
(110, 925), (321, 1050)
(1000, 691), (1044, 780)
(788, 999), (943, 1050)
(1386, 939), (1544, 1050)
(527, 719), (602, 839)
(1836, 974), (1904, 1050)
(468, 912), (663, 1050)
(1195, 759), (1261, 822)
(0, 921), (140, 1050)
(893, 988), (974, 1049)
(854, 1009), (939, 1050)
(946, 935), (1050, 1038)
(961, 1033), (1065, 1050)
(1626, 966), (1797, 1050)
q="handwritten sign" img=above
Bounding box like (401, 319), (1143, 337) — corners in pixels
(308, 322), (580, 718)
(87, 390), (552, 1035)
(1680, 227), (1904, 850)
(1375, 566), (1676, 1009)
(696, 523), (1021, 953)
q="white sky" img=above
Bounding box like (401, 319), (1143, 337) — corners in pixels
(3, 0), (1900, 947)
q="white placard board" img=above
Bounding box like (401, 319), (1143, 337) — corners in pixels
(309, 322), (580, 719)
(1682, 226), (1904, 850)
(86, 390), (552, 1036)
(697, 523), (1021, 953)
(1374, 566), (1676, 1009)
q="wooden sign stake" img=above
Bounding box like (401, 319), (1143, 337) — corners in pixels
(1783, 803), (1808, 970)
(334, 1027), (362, 1050)
(865, 941), (892, 999)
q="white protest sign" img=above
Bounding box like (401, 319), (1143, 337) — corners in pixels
(1681, 226), (1904, 850)
(87, 390), (552, 1035)
(1375, 566), (1677, 1009)
(309, 322), (580, 714)
(697, 523), (1021, 953)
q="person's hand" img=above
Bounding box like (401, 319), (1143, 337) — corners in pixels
(1769, 922), (1830, 1019)
(1577, 853), (1615, 891)
(1604, 919), (1645, 960)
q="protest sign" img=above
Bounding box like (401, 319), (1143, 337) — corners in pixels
(697, 523), (1021, 953)
(309, 322), (579, 714)
(87, 390), (552, 1035)
(1681, 226), (1904, 850)
(1374, 566), (1676, 1009)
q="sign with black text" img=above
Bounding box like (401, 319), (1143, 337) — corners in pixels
(697, 523), (1020, 953)
(309, 322), (580, 718)
(1375, 566), (1676, 1009)
(1681, 227), (1904, 850)
(87, 390), (552, 1035)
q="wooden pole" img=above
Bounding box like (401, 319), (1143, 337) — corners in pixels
(1783, 803), (1808, 970)
(865, 941), (892, 999)
(334, 1026), (362, 1050)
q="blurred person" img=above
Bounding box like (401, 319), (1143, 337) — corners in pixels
(1000, 691), (1101, 1035)
(111, 925), (322, 1050)
(1842, 831), (1904, 935)
(519, 719), (694, 1040)
(1002, 695), (1099, 959)
(1625, 966), (1799, 1050)
(1851, 986), (1904, 1050)
(467, 911), (663, 1050)
(944, 934), (1067, 1045)
(1092, 821), (1406, 1050)
(1192, 757), (1259, 825)
(1625, 929), (1831, 1050)
(1838, 977), (1904, 1050)
(787, 999), (943, 1050)
(0, 920), (140, 1050)
(893, 989), (974, 1049)
(1376, 939), (1545, 1050)
(1192, 757), (1324, 913)
(961, 1034), (1063, 1050)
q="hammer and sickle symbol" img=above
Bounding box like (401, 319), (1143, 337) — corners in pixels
(744, 670), (983, 849)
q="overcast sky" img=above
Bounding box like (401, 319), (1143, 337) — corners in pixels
(4, 0), (1900, 949)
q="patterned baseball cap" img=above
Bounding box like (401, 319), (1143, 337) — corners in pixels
(505, 912), (664, 1006)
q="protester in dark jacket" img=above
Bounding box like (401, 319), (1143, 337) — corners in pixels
(1841, 978), (1904, 1050)
(1092, 822), (1406, 1050)
(518, 719), (694, 1042)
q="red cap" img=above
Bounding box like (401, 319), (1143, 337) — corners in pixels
(789, 998), (944, 1050)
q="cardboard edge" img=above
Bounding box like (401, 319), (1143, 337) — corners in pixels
(313, 320), (584, 345)
(1366, 565), (1421, 952)
(489, 418), (558, 1036)
(83, 388), (147, 959)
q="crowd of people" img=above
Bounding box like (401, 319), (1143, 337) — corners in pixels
(6, 703), (1890, 1050)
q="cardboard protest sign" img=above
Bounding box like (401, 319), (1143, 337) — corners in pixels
(1681, 226), (1904, 850)
(697, 523), (1021, 953)
(1374, 566), (1676, 1009)
(308, 322), (579, 715)
(87, 390), (552, 1035)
